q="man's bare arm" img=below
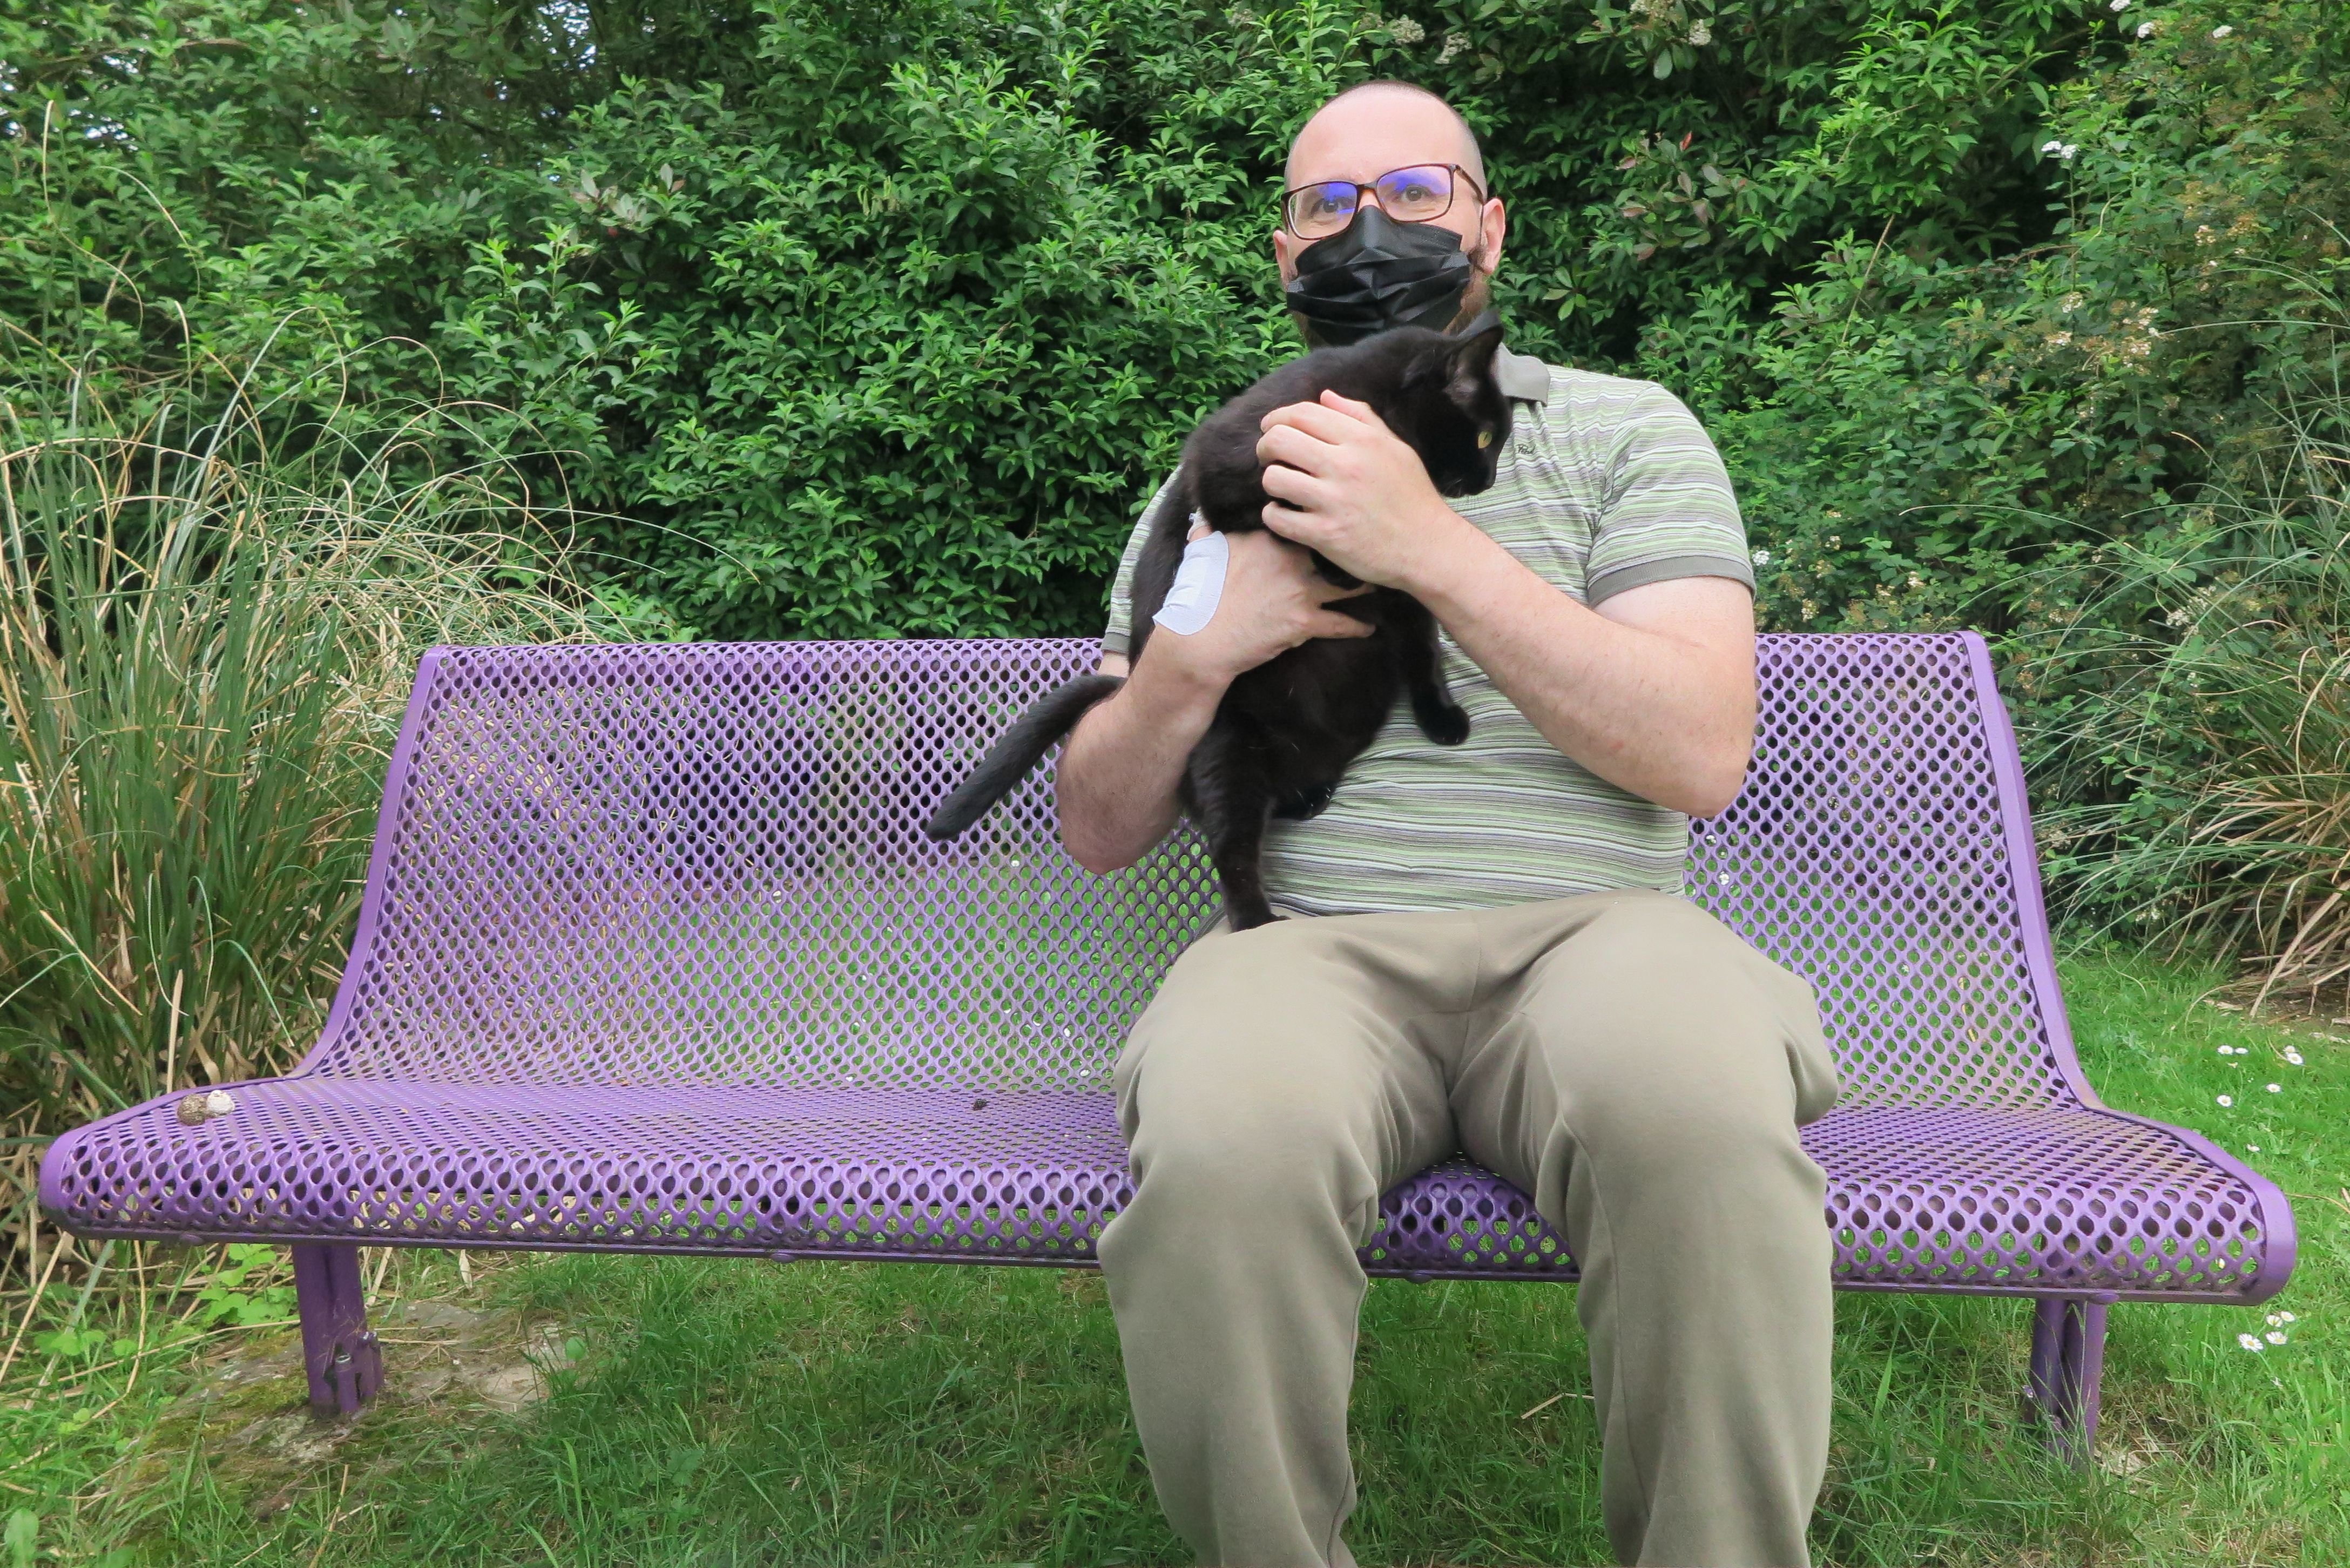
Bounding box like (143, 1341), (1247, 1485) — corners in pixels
(1056, 529), (1375, 874)
(1255, 391), (1757, 817)
(1054, 651), (1203, 873)
(1415, 560), (1755, 817)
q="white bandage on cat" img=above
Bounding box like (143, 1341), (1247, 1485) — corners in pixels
(1151, 524), (1228, 637)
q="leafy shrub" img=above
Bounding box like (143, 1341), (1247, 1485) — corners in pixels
(20, 0), (2335, 642)
(1684, 0), (2350, 646)
(3, 0), (2348, 971)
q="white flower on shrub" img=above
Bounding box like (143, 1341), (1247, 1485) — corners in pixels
(1689, 21), (1712, 44)
(1437, 33), (1469, 64)
(2137, 20), (2157, 37)
(2109, 0), (2129, 9)
(1751, 548), (1772, 565)
(1387, 16), (1426, 44)
(2212, 24), (2234, 38)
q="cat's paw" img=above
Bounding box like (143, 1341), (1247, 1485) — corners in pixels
(1272, 783), (1336, 821)
(1224, 891), (1281, 930)
(1417, 705), (1471, 746)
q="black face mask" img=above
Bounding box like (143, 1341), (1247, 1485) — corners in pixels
(1284, 205), (1478, 347)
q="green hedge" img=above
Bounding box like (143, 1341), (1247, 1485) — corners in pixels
(3, 0), (2345, 646)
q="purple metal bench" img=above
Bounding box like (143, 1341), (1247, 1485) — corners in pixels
(42, 632), (2293, 1451)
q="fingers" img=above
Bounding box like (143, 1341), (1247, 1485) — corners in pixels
(1260, 498), (1315, 542)
(1317, 389), (1382, 426)
(1307, 611), (1377, 639)
(1259, 400), (1366, 444)
(1259, 464), (1322, 512)
(1210, 527), (1374, 648)
(1254, 423), (1332, 477)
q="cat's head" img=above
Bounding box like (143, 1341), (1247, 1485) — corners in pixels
(1389, 312), (1512, 498)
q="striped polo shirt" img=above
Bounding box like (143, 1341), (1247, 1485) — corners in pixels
(1098, 347), (1754, 917)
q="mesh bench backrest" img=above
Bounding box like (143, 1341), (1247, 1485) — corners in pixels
(309, 633), (2078, 1110)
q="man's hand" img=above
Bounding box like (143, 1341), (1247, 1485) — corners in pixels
(1255, 390), (1478, 592)
(1146, 522), (1375, 690)
(1056, 523), (1374, 875)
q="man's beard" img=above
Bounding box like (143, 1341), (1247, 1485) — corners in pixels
(1441, 258), (1496, 334)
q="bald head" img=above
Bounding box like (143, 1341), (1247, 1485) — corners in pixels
(1272, 78), (1507, 338)
(1285, 81), (1486, 193)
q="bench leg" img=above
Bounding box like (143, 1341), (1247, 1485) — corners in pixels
(2026, 1296), (2106, 1460)
(293, 1243), (383, 1416)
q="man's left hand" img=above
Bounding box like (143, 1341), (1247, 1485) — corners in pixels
(1255, 391), (1476, 593)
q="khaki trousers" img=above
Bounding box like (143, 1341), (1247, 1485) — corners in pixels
(1095, 890), (1841, 1568)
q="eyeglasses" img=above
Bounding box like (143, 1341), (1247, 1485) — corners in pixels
(1280, 163), (1487, 240)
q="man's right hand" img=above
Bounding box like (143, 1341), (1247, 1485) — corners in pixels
(1057, 525), (1376, 874)
(1146, 524), (1377, 691)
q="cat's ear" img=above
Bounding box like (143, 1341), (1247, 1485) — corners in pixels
(1446, 312), (1506, 407)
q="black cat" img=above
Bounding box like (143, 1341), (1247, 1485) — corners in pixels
(923, 314), (1514, 930)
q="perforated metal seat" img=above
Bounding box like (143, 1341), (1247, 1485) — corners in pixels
(41, 633), (2294, 1447)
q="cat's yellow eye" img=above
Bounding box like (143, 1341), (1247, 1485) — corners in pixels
(1477, 430), (1493, 449)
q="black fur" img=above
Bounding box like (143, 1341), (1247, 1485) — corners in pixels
(922, 313), (1512, 929)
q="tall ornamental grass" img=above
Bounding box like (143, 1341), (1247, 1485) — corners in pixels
(2032, 293), (2350, 1011)
(0, 366), (616, 1172)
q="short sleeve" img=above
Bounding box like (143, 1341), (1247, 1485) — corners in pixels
(1583, 384), (1755, 607)
(1100, 473), (1178, 658)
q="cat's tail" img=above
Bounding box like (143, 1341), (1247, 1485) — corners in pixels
(922, 674), (1129, 840)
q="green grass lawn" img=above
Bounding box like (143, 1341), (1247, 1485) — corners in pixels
(4, 947), (2345, 1566)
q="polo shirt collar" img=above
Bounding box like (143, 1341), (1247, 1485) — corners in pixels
(1495, 344), (1551, 404)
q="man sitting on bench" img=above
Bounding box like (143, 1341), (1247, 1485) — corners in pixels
(1056, 80), (1839, 1568)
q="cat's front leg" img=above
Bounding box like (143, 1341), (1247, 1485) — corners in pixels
(1186, 729), (1280, 931)
(1390, 595), (1470, 746)
(1271, 781), (1335, 821)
